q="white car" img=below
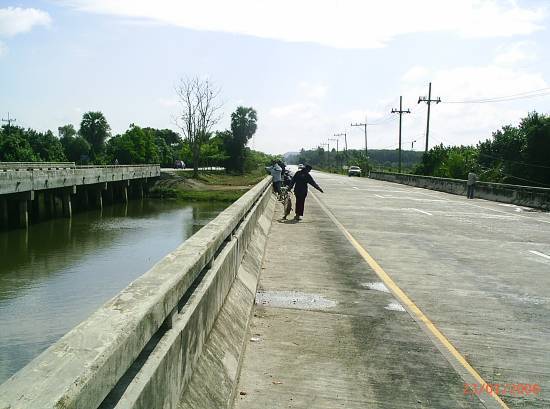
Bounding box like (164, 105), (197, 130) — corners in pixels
(348, 166), (361, 177)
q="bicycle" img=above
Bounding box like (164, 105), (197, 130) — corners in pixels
(279, 185), (293, 219)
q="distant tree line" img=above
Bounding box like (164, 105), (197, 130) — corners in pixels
(414, 111), (550, 187)
(0, 105), (272, 174)
(286, 148), (423, 172)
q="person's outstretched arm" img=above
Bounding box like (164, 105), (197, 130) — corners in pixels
(307, 174), (324, 193)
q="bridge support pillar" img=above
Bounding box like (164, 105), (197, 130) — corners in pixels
(62, 191), (72, 218)
(0, 198), (8, 228)
(121, 183), (128, 204)
(81, 189), (89, 209)
(32, 191), (46, 221)
(44, 192), (55, 218)
(93, 189), (103, 211)
(106, 183), (114, 204)
(18, 199), (28, 229)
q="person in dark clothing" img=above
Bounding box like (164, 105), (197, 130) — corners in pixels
(288, 164), (323, 221)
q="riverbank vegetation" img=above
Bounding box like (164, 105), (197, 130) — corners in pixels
(149, 169), (268, 202)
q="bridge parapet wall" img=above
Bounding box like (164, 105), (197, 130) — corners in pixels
(369, 171), (550, 210)
(0, 176), (273, 409)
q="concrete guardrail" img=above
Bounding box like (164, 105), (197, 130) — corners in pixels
(369, 171), (550, 210)
(0, 165), (161, 196)
(0, 176), (273, 409)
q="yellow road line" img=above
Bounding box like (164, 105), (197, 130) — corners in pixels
(311, 193), (510, 409)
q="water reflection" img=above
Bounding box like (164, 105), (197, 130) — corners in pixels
(0, 199), (225, 384)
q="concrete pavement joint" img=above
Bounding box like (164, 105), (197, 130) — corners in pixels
(311, 191), (510, 409)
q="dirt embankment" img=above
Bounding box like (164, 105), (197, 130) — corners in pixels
(150, 171), (265, 202)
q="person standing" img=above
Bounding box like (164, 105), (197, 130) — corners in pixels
(266, 162), (283, 195)
(467, 171), (477, 199)
(288, 164), (323, 221)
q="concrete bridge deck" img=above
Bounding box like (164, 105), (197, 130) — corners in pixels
(234, 171), (550, 409)
(0, 163), (160, 228)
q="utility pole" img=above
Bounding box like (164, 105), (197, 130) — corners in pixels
(334, 133), (347, 168)
(418, 82), (441, 153)
(411, 140), (417, 150)
(2, 112), (17, 137)
(320, 143), (329, 168)
(329, 137), (339, 170)
(351, 117), (368, 157)
(391, 96), (411, 173)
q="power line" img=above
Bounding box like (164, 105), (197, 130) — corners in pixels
(478, 152), (550, 170)
(443, 87), (550, 104)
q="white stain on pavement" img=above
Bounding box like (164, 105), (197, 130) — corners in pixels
(406, 208), (433, 216)
(529, 250), (550, 260)
(255, 290), (336, 310)
(385, 301), (406, 312)
(362, 282), (390, 293)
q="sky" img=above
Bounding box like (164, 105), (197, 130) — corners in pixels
(1, 0), (549, 154)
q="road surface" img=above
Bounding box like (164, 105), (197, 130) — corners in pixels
(233, 171), (550, 408)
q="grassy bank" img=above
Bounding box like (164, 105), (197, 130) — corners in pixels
(150, 169), (267, 202)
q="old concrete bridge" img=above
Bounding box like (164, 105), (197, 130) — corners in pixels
(0, 170), (548, 408)
(0, 162), (160, 229)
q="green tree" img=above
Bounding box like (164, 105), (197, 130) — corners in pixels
(58, 124), (77, 139)
(59, 124), (90, 163)
(79, 111), (111, 161)
(223, 106), (258, 173)
(27, 129), (67, 162)
(0, 125), (37, 161)
(66, 137), (91, 164)
(201, 134), (228, 168)
(105, 125), (159, 164)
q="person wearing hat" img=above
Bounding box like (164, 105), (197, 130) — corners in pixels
(288, 164), (324, 221)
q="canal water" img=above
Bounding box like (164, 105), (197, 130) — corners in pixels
(0, 199), (226, 384)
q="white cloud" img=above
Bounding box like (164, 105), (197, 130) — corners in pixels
(0, 7), (51, 37)
(494, 41), (537, 65)
(59, 0), (545, 49)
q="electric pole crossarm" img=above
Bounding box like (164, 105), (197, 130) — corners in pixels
(418, 82), (441, 153)
(351, 122), (368, 156)
(391, 96), (411, 174)
(2, 112), (18, 137)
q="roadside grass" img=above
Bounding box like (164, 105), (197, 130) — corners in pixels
(197, 169), (266, 186)
(153, 168), (268, 203)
